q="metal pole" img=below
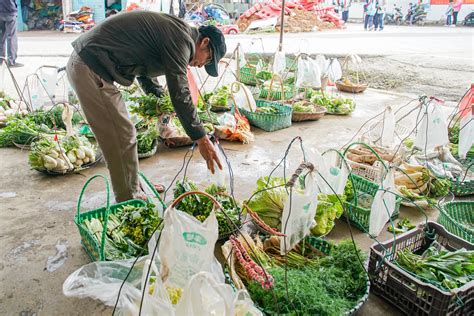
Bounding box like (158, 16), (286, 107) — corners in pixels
(278, 0), (286, 51)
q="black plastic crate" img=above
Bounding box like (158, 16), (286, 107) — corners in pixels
(368, 221), (473, 316)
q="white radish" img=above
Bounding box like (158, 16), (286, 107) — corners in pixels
(0, 107), (4, 114)
(67, 151), (77, 164)
(83, 146), (94, 159)
(75, 148), (86, 160)
(49, 150), (59, 159)
(43, 155), (57, 169)
(89, 155), (96, 163)
(5, 109), (14, 115)
(75, 159), (83, 166)
(56, 158), (65, 170)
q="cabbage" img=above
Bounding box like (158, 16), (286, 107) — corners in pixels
(246, 177), (288, 229)
(310, 194), (345, 236)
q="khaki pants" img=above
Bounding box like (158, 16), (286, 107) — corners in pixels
(66, 52), (139, 202)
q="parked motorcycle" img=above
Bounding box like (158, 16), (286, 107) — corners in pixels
(384, 4), (403, 25)
(405, 5), (427, 26)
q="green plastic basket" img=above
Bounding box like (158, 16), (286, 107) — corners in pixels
(343, 174), (401, 233)
(74, 173), (166, 261)
(451, 178), (474, 197)
(238, 100), (292, 132)
(438, 201), (473, 243)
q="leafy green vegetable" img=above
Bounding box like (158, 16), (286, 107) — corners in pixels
(130, 92), (174, 120)
(207, 86), (230, 108)
(396, 244), (474, 291)
(137, 125), (159, 154)
(311, 194), (345, 236)
(0, 115), (56, 147)
(256, 106), (279, 114)
(310, 92), (355, 114)
(256, 70), (273, 81)
(387, 218), (416, 234)
(248, 240), (367, 315)
(293, 101), (314, 113)
(246, 177), (288, 229)
(173, 179), (241, 236)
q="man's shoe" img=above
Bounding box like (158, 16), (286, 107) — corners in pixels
(8, 62), (24, 68)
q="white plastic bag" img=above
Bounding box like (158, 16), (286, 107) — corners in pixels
(231, 82), (256, 112)
(315, 55), (329, 77)
(458, 112), (473, 159)
(208, 142), (228, 188)
(381, 106), (396, 147)
(38, 67), (59, 99)
(280, 172), (318, 254)
(369, 171), (396, 237)
(328, 58), (342, 82)
(218, 112), (237, 130)
(159, 206), (221, 288)
(414, 101), (449, 152)
(63, 256), (175, 315)
(175, 272), (234, 316)
(233, 290), (263, 316)
(272, 51), (286, 77)
(308, 149), (350, 195)
(295, 57), (321, 89)
(237, 44), (247, 69)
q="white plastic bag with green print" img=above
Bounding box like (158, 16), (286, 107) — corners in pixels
(159, 206), (222, 288)
(280, 172), (319, 255)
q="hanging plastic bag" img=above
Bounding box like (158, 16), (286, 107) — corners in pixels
(369, 171), (396, 237)
(328, 58), (342, 82)
(159, 205), (221, 288)
(295, 57), (321, 89)
(381, 106), (396, 147)
(414, 101), (449, 152)
(208, 141), (228, 188)
(237, 44), (247, 69)
(38, 67), (59, 100)
(315, 55), (329, 77)
(280, 169), (318, 254)
(308, 149), (350, 195)
(230, 82), (256, 112)
(272, 51), (286, 77)
(175, 271), (234, 316)
(458, 112), (473, 159)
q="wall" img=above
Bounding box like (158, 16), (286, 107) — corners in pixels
(328, 0), (473, 22)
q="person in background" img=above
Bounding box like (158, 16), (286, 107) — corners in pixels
(339, 0), (352, 24)
(364, 0), (377, 30)
(445, 0), (454, 26)
(0, 0), (23, 67)
(374, 0), (385, 31)
(452, 0), (463, 26)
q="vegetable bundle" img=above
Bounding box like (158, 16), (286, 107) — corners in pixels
(137, 123), (159, 154)
(396, 243), (474, 291)
(311, 193), (345, 236)
(203, 86), (230, 110)
(173, 179), (241, 237)
(29, 135), (96, 173)
(130, 92), (174, 120)
(310, 91), (355, 115)
(83, 203), (161, 260)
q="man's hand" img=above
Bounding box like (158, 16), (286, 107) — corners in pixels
(197, 136), (223, 174)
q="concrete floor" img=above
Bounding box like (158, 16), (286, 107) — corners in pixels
(0, 25), (472, 315)
(0, 87), (444, 315)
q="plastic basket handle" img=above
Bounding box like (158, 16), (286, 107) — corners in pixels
(171, 190), (223, 212)
(286, 162), (315, 188)
(76, 174), (110, 259)
(138, 171), (166, 211)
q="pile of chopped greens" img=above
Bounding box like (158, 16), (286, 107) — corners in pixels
(310, 91), (355, 115)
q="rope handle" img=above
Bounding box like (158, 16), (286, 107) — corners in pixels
(171, 190), (223, 212)
(76, 174), (110, 259)
(286, 162), (315, 188)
